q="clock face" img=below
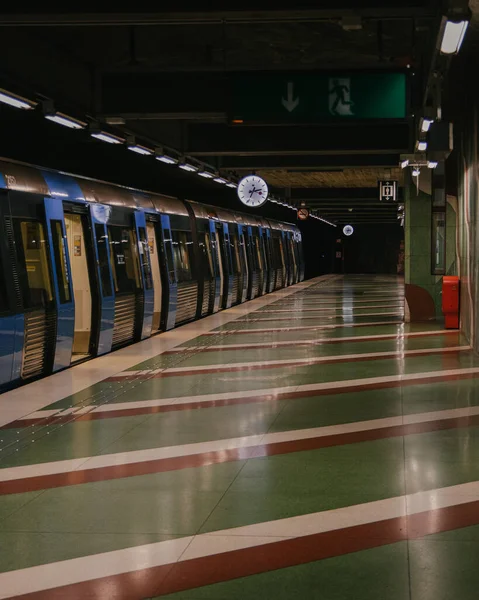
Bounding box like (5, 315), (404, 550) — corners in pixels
(343, 225), (354, 236)
(237, 175), (268, 207)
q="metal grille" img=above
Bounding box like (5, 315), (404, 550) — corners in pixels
(4, 216), (23, 309)
(112, 294), (137, 348)
(22, 310), (56, 379)
(251, 272), (259, 299)
(175, 281), (198, 325)
(275, 268), (284, 290)
(231, 274), (240, 305)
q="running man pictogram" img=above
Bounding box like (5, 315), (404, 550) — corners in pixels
(329, 78), (354, 116)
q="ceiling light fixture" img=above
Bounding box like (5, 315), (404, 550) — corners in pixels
(213, 176), (228, 184)
(440, 18), (469, 55)
(45, 111), (86, 129)
(197, 170), (215, 179)
(155, 149), (178, 165)
(0, 88), (36, 110)
(226, 182), (238, 188)
(416, 141), (427, 152)
(420, 117), (434, 133)
(127, 143), (153, 156)
(91, 131), (124, 144)
(178, 159), (199, 173)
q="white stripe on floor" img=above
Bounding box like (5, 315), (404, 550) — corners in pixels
(1, 480), (479, 598)
(166, 329), (457, 353)
(120, 346), (467, 377)
(3, 403), (479, 484)
(205, 320), (402, 335)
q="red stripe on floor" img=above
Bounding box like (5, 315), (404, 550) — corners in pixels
(162, 330), (460, 354)
(3, 414), (479, 496)
(13, 500), (479, 600)
(104, 348), (468, 381)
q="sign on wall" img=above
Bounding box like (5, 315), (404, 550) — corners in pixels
(378, 180), (398, 202)
(231, 72), (407, 123)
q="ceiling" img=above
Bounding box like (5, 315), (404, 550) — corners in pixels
(0, 2), (462, 225)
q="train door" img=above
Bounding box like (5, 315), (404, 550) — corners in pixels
(238, 225), (249, 303)
(196, 220), (217, 317)
(210, 224), (222, 312)
(229, 226), (243, 306)
(134, 211), (154, 339)
(158, 214), (177, 331)
(146, 219), (162, 331)
(7, 192), (56, 380)
(258, 227), (269, 296)
(42, 198), (75, 371)
(171, 225), (198, 326)
(64, 211), (96, 362)
(90, 205), (115, 354)
(218, 222), (233, 309)
(107, 213), (144, 349)
(0, 190), (22, 385)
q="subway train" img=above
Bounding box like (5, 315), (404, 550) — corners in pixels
(0, 158), (304, 388)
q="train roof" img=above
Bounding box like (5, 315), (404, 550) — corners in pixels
(0, 157), (298, 229)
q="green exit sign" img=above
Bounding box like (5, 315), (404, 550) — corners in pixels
(231, 72), (407, 123)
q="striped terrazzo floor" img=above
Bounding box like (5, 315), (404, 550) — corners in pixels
(2, 274), (479, 599)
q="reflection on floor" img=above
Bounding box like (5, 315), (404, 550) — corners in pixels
(1, 274), (478, 600)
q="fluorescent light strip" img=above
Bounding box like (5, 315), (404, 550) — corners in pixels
(198, 171), (214, 178)
(91, 131), (123, 144)
(441, 19), (469, 55)
(213, 177), (227, 184)
(0, 89), (35, 110)
(226, 182), (238, 188)
(45, 113), (85, 129)
(156, 155), (178, 165)
(179, 163), (198, 172)
(128, 145), (153, 156)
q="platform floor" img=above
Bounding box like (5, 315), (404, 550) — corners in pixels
(1, 274), (479, 599)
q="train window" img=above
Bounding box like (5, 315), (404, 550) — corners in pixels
(94, 224), (113, 297)
(171, 230), (194, 283)
(163, 228), (175, 284)
(107, 226), (141, 294)
(13, 220), (53, 309)
(272, 237), (282, 268)
(51, 220), (71, 304)
(200, 232), (214, 278)
(138, 227), (153, 290)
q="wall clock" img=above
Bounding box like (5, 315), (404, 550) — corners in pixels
(237, 175), (269, 207)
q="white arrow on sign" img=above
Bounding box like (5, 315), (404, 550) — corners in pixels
(282, 82), (299, 112)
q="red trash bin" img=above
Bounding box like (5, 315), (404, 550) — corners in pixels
(442, 276), (460, 329)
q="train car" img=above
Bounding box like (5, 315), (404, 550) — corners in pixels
(0, 158), (304, 389)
